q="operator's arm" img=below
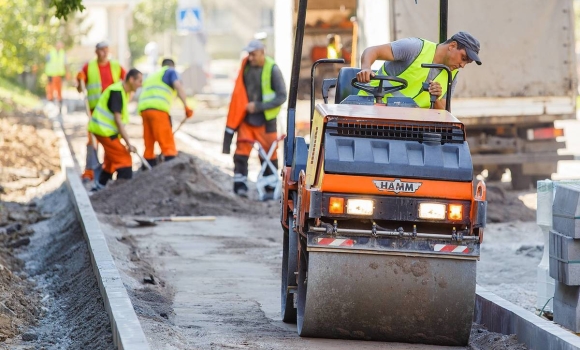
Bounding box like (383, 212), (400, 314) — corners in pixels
(109, 91), (135, 151)
(356, 44), (395, 83)
(254, 64), (287, 112)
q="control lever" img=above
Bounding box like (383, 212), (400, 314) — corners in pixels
(421, 82), (437, 109)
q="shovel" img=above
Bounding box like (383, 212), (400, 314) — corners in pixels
(133, 216), (216, 226)
(132, 151), (152, 171)
(172, 116), (188, 135)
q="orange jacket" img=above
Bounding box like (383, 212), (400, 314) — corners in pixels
(226, 57), (249, 131)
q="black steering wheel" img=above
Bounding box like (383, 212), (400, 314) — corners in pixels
(351, 75), (408, 104)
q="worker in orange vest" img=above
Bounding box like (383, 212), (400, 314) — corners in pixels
(222, 40), (287, 197)
(76, 41), (127, 182)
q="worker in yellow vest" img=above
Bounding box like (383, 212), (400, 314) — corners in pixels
(327, 34), (342, 59)
(87, 69), (143, 191)
(45, 42), (67, 106)
(222, 39), (287, 197)
(76, 41), (127, 182)
(137, 58), (193, 166)
(355, 31), (482, 109)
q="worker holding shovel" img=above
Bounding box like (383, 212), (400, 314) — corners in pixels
(137, 58), (194, 167)
(88, 69), (143, 192)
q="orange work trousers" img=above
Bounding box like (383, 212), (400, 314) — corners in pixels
(141, 109), (177, 160)
(45, 76), (63, 102)
(234, 122), (278, 160)
(94, 135), (133, 174)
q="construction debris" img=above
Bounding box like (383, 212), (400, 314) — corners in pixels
(90, 154), (274, 217)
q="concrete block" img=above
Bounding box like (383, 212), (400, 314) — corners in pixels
(554, 282), (580, 333)
(549, 230), (580, 285)
(476, 285), (580, 350)
(553, 183), (580, 238)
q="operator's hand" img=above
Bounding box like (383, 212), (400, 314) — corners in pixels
(428, 81), (443, 98)
(356, 68), (375, 83)
(185, 106), (194, 118)
(126, 144), (137, 153)
(76, 84), (83, 94)
(246, 102), (257, 114)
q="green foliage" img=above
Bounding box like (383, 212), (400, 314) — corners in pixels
(129, 0), (178, 64)
(0, 77), (40, 112)
(0, 0), (87, 93)
(50, 0), (85, 20)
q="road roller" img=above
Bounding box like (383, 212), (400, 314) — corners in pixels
(279, 0), (487, 346)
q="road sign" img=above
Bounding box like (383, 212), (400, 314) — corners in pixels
(177, 7), (203, 33)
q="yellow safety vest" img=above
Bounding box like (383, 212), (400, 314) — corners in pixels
(327, 44), (341, 59)
(245, 56), (280, 121)
(87, 59), (122, 109)
(88, 81), (129, 137)
(137, 66), (177, 113)
(360, 39), (458, 108)
(45, 49), (66, 77)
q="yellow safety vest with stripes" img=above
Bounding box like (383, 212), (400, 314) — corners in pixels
(359, 39), (458, 108)
(245, 56), (280, 121)
(86, 59), (122, 110)
(45, 49), (66, 77)
(137, 66), (177, 113)
(88, 81), (129, 137)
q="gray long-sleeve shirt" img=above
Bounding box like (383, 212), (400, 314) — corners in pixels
(243, 63), (287, 127)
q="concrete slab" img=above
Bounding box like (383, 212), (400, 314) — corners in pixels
(550, 230), (580, 285)
(554, 283), (580, 333)
(553, 183), (580, 239)
(475, 286), (580, 350)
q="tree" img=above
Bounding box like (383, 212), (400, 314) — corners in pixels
(0, 0), (88, 92)
(129, 0), (178, 64)
(51, 0), (85, 19)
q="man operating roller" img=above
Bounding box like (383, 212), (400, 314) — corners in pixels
(356, 31), (482, 109)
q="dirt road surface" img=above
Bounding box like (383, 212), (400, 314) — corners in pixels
(55, 100), (575, 349)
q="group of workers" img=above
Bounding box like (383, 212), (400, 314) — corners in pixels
(45, 41), (194, 191)
(45, 30), (481, 197)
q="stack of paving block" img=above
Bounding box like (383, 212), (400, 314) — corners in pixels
(551, 183), (580, 331)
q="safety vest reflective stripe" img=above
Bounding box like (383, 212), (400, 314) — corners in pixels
(45, 49), (66, 76)
(89, 117), (118, 133)
(137, 67), (176, 113)
(262, 56), (280, 121)
(359, 39), (457, 108)
(88, 81), (129, 137)
(142, 85), (172, 94)
(86, 59), (122, 109)
(94, 106), (115, 121)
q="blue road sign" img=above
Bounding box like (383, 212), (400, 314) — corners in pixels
(177, 7), (202, 32)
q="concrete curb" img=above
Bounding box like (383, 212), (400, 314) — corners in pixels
(475, 286), (580, 350)
(49, 113), (150, 350)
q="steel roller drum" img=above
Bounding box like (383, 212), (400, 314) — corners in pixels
(297, 251), (476, 346)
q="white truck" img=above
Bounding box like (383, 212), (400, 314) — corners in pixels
(283, 0), (577, 190)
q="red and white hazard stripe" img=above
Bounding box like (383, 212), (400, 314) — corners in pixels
(434, 244), (469, 254)
(317, 238), (354, 247)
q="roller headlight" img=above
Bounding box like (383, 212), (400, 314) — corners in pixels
(346, 199), (374, 216)
(418, 203), (446, 220)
